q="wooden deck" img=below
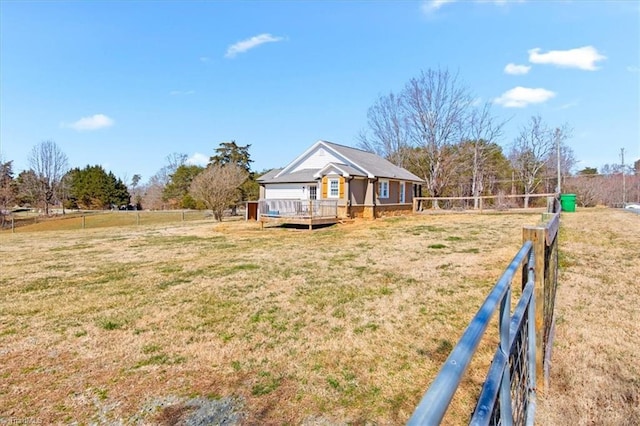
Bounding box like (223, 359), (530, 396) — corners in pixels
(258, 199), (339, 230)
(259, 215), (339, 230)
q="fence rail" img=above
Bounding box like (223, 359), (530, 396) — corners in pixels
(413, 193), (557, 212)
(409, 199), (560, 425)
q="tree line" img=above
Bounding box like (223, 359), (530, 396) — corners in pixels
(357, 68), (639, 208)
(0, 140), (259, 223)
(1, 68), (638, 220)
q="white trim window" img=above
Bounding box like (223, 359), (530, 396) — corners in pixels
(378, 179), (389, 199)
(309, 185), (317, 200)
(328, 178), (339, 198)
(400, 182), (405, 203)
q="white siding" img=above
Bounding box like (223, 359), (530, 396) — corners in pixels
(264, 184), (306, 200)
(291, 147), (345, 172)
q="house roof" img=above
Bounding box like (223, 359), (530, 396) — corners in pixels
(321, 141), (422, 181)
(261, 140), (424, 184)
(257, 168), (318, 183)
(314, 163), (368, 179)
(256, 168), (281, 182)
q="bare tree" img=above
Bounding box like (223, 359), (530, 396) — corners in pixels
(467, 103), (506, 208)
(509, 116), (570, 208)
(28, 140), (69, 215)
(564, 175), (602, 207)
(141, 177), (165, 210)
(155, 153), (187, 187)
(189, 164), (248, 221)
(403, 69), (474, 205)
(141, 153), (187, 210)
(357, 92), (409, 167)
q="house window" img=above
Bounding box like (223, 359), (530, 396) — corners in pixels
(400, 182), (405, 203)
(309, 185), (317, 200)
(329, 178), (339, 198)
(378, 179), (389, 199)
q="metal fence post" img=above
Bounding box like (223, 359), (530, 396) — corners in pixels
(499, 286), (513, 423)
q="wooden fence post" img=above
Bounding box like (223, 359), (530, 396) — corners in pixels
(522, 225), (546, 391)
(12, 217), (15, 233)
(137, 212), (140, 226)
(82, 215), (86, 229)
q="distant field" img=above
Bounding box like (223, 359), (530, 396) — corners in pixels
(0, 209), (637, 424)
(3, 210), (216, 233)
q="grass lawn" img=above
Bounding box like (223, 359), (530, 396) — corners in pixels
(1, 209), (637, 424)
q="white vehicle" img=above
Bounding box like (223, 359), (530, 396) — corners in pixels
(624, 203), (640, 210)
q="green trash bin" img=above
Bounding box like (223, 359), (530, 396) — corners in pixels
(560, 194), (576, 212)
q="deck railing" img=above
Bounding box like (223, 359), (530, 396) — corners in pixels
(408, 199), (560, 425)
(258, 199), (338, 219)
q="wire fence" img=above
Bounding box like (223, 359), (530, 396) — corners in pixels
(0, 209), (231, 233)
(408, 199), (561, 425)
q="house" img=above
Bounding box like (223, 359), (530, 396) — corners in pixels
(257, 140), (423, 220)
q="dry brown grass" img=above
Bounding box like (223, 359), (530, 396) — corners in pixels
(2, 210), (634, 424)
(537, 208), (640, 425)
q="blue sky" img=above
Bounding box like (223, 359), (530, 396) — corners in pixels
(1, 0), (639, 184)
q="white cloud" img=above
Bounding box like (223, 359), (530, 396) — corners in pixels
(422, 0), (523, 14)
(186, 153), (209, 167)
(421, 0), (456, 14)
(477, 0), (525, 5)
(528, 46), (606, 71)
(504, 63), (531, 75)
(225, 33), (284, 58)
(62, 114), (114, 131)
(199, 56), (210, 63)
(558, 100), (579, 110)
(169, 90), (195, 96)
(494, 86), (556, 108)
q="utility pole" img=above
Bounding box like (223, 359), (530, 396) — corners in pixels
(621, 148), (626, 205)
(555, 128), (562, 194)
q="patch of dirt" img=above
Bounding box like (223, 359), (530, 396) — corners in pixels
(153, 397), (245, 426)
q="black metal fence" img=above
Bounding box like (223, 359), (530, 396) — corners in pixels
(408, 200), (561, 425)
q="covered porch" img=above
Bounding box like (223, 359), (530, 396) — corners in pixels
(258, 199), (339, 230)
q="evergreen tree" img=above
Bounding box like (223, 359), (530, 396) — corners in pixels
(163, 164), (204, 208)
(65, 165), (130, 209)
(209, 141), (253, 172)
(209, 141), (256, 206)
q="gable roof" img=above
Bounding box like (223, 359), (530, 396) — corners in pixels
(268, 140), (423, 183)
(257, 168), (318, 183)
(314, 163), (367, 179)
(322, 141), (422, 181)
